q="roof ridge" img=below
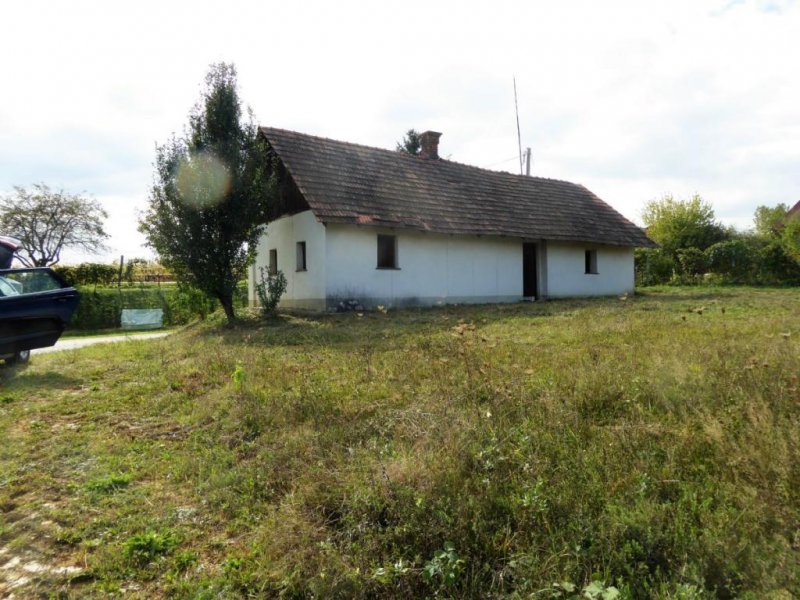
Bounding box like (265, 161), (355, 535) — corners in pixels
(259, 125), (655, 248)
(258, 125), (584, 187)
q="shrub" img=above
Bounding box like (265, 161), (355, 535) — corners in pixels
(634, 248), (675, 286)
(255, 267), (287, 317)
(676, 247), (708, 276)
(758, 240), (800, 284)
(705, 239), (758, 282)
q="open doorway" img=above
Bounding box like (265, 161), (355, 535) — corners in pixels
(522, 242), (538, 298)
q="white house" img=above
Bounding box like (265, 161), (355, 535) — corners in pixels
(249, 128), (654, 311)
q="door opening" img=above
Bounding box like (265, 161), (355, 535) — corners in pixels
(522, 243), (538, 298)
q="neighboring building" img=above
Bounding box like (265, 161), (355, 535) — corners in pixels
(249, 127), (655, 310)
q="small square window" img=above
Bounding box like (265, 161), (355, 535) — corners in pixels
(268, 249), (278, 275)
(585, 250), (598, 274)
(377, 235), (398, 269)
(296, 241), (307, 271)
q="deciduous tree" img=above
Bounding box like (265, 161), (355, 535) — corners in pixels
(139, 63), (273, 323)
(641, 194), (727, 258)
(753, 203), (788, 237)
(0, 183), (108, 267)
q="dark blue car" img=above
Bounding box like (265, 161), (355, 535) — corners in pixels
(0, 237), (80, 365)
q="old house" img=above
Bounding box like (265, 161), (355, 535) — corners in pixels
(249, 127), (654, 310)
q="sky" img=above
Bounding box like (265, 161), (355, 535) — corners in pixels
(1, 0), (798, 264)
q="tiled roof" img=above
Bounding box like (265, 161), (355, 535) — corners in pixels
(260, 127), (655, 248)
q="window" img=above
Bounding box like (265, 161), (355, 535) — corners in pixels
(269, 249), (278, 275)
(585, 250), (598, 274)
(377, 235), (398, 269)
(296, 241), (307, 271)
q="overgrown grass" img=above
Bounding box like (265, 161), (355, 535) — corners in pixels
(1, 287), (798, 598)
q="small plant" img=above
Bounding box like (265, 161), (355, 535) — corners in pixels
(123, 530), (178, 566)
(172, 550), (198, 572)
(231, 363), (245, 391)
(84, 473), (132, 494)
(422, 542), (465, 591)
(547, 580), (620, 599)
(372, 558), (411, 584)
(255, 267), (287, 317)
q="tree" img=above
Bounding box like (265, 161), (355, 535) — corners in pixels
(396, 129), (421, 155)
(753, 203), (789, 237)
(641, 194), (728, 258)
(139, 63), (273, 324)
(781, 213), (800, 264)
(0, 183), (108, 267)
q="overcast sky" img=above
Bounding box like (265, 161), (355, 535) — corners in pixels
(1, 0), (798, 264)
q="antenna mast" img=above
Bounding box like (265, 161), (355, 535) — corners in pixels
(513, 76), (523, 175)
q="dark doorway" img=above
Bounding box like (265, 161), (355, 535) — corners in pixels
(522, 243), (538, 298)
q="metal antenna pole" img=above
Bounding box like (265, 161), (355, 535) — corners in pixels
(513, 76), (523, 175)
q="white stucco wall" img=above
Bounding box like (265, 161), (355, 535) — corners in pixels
(543, 241), (634, 297)
(249, 213), (637, 310)
(250, 211), (327, 309)
(325, 225), (523, 307)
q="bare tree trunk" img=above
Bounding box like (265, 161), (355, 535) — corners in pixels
(219, 294), (237, 325)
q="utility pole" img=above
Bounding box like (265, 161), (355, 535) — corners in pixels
(525, 147), (531, 176)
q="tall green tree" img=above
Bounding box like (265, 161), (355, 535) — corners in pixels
(753, 203), (788, 237)
(0, 183), (108, 267)
(139, 63), (273, 323)
(641, 194), (727, 258)
(396, 129), (421, 155)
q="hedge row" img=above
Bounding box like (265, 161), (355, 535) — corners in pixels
(67, 283), (248, 330)
(635, 238), (800, 287)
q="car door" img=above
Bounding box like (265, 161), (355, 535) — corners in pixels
(0, 268), (80, 355)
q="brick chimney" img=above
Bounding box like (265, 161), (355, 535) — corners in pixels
(419, 131), (442, 160)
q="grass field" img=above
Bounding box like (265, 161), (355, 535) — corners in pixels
(1, 287), (798, 598)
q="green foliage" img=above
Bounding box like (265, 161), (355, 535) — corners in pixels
(4, 290), (800, 596)
(0, 183), (108, 267)
(676, 247), (708, 276)
(66, 283), (245, 330)
(231, 363), (245, 391)
(396, 128), (421, 155)
(642, 194), (728, 258)
(54, 263), (118, 288)
(704, 239), (757, 282)
(84, 473), (132, 494)
(634, 248), (675, 285)
(254, 267), (287, 317)
(123, 530), (178, 566)
(422, 542), (465, 591)
(139, 62), (274, 323)
(753, 203), (788, 237)
(780, 212), (800, 264)
(758, 240), (800, 284)
(583, 580), (621, 599)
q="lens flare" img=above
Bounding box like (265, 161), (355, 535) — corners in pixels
(176, 151), (231, 208)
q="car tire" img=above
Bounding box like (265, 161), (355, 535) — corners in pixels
(6, 350), (30, 366)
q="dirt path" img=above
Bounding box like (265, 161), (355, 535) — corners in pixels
(36, 332), (170, 354)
